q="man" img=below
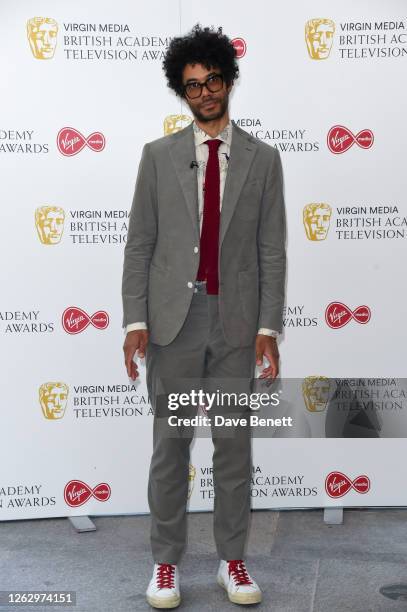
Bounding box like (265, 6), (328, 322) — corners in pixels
(122, 25), (286, 608)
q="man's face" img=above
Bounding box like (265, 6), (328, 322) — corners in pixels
(182, 63), (231, 123)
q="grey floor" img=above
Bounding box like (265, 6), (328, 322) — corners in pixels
(1, 509), (407, 611)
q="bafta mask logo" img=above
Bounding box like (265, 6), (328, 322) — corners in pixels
(305, 19), (335, 60)
(302, 376), (331, 412)
(35, 206), (65, 244)
(303, 203), (332, 241)
(188, 464), (196, 499)
(27, 17), (58, 60)
(39, 382), (69, 419)
(163, 114), (193, 135)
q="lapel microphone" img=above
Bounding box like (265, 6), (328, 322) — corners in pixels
(190, 161), (199, 169)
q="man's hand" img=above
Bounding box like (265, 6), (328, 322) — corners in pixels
(123, 330), (149, 381)
(255, 334), (279, 382)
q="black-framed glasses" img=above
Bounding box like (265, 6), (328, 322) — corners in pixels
(183, 74), (224, 99)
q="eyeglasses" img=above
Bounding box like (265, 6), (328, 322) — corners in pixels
(183, 74), (224, 99)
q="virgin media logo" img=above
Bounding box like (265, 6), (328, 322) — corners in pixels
(64, 480), (111, 507)
(327, 125), (374, 154)
(325, 302), (371, 329)
(62, 306), (109, 334)
(231, 37), (247, 58)
(325, 471), (370, 498)
(57, 127), (105, 156)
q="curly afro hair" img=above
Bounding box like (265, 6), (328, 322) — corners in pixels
(163, 24), (239, 97)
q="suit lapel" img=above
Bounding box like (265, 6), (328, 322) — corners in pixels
(168, 123), (200, 242)
(220, 121), (258, 245)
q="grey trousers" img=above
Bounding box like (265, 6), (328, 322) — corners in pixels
(145, 284), (256, 563)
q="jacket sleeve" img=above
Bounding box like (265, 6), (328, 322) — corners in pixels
(257, 147), (287, 333)
(121, 143), (157, 328)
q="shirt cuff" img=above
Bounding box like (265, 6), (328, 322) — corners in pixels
(257, 328), (279, 338)
(126, 322), (148, 334)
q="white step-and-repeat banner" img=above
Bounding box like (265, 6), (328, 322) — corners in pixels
(0, 0), (406, 519)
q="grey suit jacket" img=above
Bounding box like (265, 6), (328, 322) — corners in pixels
(122, 120), (286, 347)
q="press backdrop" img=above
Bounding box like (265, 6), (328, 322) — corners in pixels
(0, 0), (406, 519)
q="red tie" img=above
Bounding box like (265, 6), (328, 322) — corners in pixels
(196, 138), (222, 294)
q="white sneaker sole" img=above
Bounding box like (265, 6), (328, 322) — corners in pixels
(217, 576), (262, 605)
(146, 593), (181, 609)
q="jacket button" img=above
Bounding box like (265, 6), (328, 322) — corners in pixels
(187, 281), (193, 288)
(193, 246), (199, 253)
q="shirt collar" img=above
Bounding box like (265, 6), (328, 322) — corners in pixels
(193, 119), (232, 147)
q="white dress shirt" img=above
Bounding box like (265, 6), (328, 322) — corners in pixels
(126, 120), (278, 338)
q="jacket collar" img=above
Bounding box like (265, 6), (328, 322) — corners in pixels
(192, 119), (232, 147)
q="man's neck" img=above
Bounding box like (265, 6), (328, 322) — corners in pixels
(194, 113), (230, 138)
